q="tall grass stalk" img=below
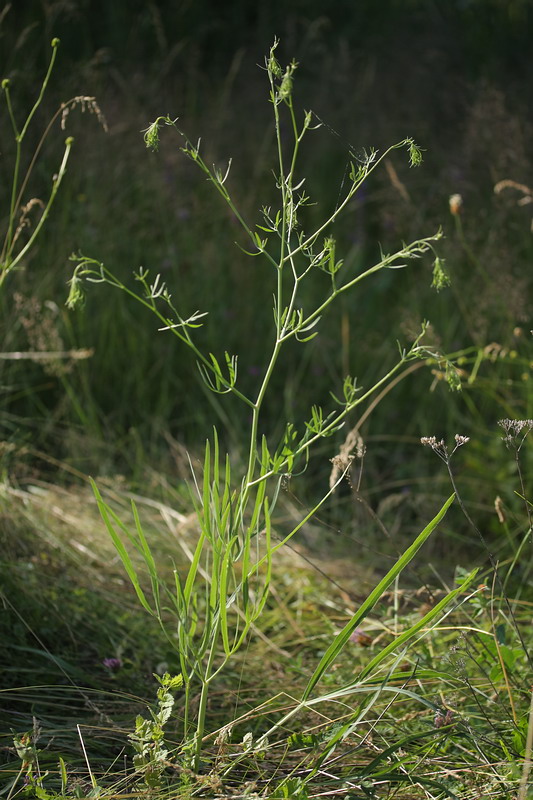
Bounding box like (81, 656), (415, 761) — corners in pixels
(1, 38), (106, 288)
(69, 41), (459, 772)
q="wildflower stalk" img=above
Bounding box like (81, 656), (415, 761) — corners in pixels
(6, 764), (25, 800)
(1, 137), (74, 284)
(74, 41), (454, 771)
(499, 418), (533, 535)
(1, 38), (105, 286)
(2, 38), (60, 261)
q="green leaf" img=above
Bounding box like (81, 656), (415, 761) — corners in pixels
(91, 479), (153, 615)
(359, 567), (478, 681)
(131, 499), (161, 614)
(302, 494), (455, 699)
(287, 732), (319, 749)
(59, 756), (68, 793)
(220, 533), (240, 656)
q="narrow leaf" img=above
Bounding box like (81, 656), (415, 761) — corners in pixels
(359, 567), (478, 681)
(302, 493), (455, 699)
(91, 479), (153, 615)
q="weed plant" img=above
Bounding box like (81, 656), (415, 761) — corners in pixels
(62, 41), (485, 787)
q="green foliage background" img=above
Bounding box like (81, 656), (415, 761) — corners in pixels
(1, 0), (531, 515)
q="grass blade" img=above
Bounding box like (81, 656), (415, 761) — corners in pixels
(302, 493), (455, 699)
(91, 479), (153, 615)
(359, 567), (479, 681)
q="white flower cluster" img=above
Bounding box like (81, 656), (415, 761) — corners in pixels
(420, 434), (470, 461)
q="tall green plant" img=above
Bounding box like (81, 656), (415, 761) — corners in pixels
(69, 41), (460, 772)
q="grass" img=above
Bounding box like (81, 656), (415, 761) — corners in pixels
(60, 39), (475, 777)
(1, 466), (532, 797)
(1, 17), (532, 800)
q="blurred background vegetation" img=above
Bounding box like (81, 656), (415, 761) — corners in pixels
(0, 0), (531, 556)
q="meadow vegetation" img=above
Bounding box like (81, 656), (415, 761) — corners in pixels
(1, 6), (532, 799)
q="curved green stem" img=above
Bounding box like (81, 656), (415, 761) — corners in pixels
(2, 39), (60, 264)
(1, 138), (73, 283)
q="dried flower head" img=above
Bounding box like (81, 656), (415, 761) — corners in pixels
(421, 436), (448, 461)
(454, 435), (470, 447)
(498, 418), (533, 437)
(421, 434), (470, 462)
(329, 428), (365, 490)
(449, 194), (463, 215)
(494, 495), (506, 524)
(61, 96), (108, 132)
(12, 198), (45, 249)
(434, 709), (454, 728)
(498, 418), (533, 449)
(14, 292), (78, 376)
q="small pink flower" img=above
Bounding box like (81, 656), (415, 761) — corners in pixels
(349, 628), (373, 647)
(434, 709), (454, 728)
(102, 657), (122, 671)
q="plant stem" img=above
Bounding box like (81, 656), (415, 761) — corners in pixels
(518, 689), (533, 800)
(1, 39), (59, 264)
(193, 630), (218, 771)
(1, 138), (74, 284)
(6, 764), (25, 800)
